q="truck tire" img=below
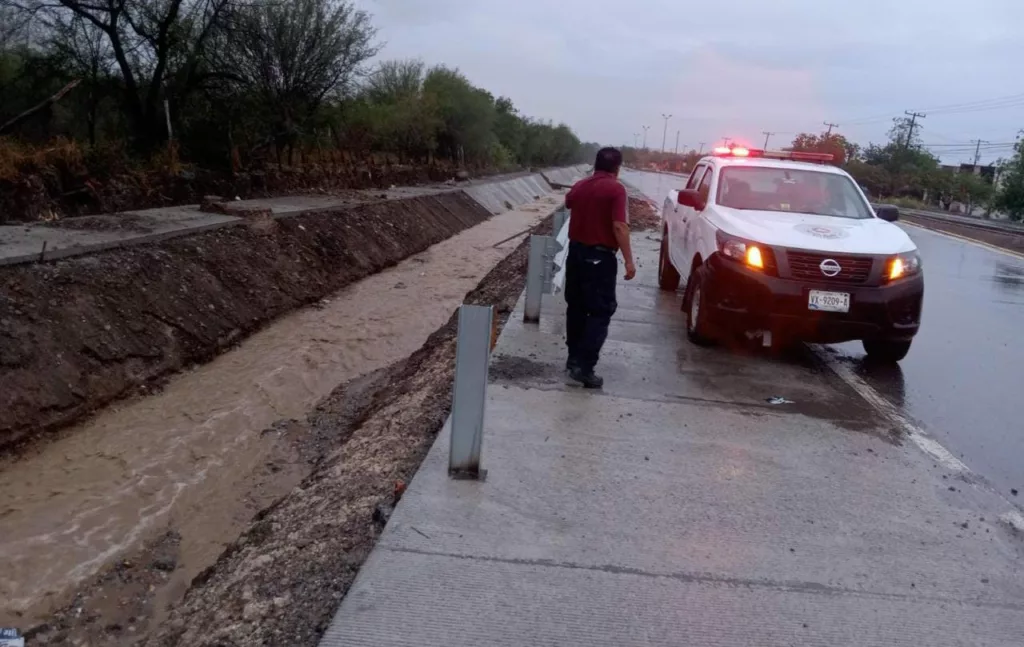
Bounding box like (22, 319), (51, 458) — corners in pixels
(862, 339), (912, 363)
(683, 264), (713, 346)
(658, 231), (681, 291)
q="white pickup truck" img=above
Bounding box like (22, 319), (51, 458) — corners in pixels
(658, 146), (923, 362)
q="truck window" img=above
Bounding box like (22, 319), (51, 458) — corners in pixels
(716, 166), (873, 220)
(685, 164), (706, 190)
(697, 167), (714, 202)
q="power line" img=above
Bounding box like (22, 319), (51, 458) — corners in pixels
(921, 142), (1016, 147)
(839, 90), (1024, 126)
(917, 92), (1024, 113)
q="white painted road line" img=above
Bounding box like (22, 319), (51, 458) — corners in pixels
(811, 346), (968, 473)
(814, 346), (1024, 529)
(999, 510), (1024, 533)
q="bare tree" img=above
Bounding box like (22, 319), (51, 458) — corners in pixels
(364, 58), (423, 103)
(47, 14), (114, 144)
(227, 0), (379, 163)
(2, 0), (244, 150)
(0, 3), (34, 49)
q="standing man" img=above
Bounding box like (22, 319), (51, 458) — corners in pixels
(563, 147), (636, 389)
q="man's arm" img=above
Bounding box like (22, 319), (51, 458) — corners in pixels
(565, 182), (578, 209)
(611, 185), (636, 280)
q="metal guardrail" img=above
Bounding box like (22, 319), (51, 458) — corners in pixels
(870, 202), (1024, 233)
(897, 208), (1024, 234)
(524, 207), (570, 322)
(552, 208), (569, 292)
(448, 206), (571, 479)
(448, 206), (570, 479)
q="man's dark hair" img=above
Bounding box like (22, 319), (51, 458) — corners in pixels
(594, 147), (623, 173)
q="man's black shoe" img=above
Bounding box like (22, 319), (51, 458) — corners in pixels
(567, 366), (604, 389)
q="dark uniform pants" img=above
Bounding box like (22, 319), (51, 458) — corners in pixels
(565, 241), (618, 373)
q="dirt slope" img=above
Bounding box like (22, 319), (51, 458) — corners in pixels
(0, 191), (491, 453)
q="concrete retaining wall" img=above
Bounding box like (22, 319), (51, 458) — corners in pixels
(541, 167), (584, 189)
(0, 166), (585, 267)
(461, 174), (554, 215)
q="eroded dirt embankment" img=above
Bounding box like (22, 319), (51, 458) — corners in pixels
(0, 191), (490, 453)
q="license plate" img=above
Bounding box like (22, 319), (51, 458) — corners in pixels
(808, 290), (850, 313)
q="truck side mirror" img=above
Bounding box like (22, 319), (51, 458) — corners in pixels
(874, 204), (899, 222)
(677, 189), (706, 211)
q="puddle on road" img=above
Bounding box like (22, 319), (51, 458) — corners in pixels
(0, 196), (561, 625)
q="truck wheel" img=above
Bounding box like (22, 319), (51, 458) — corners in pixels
(683, 264), (713, 346)
(862, 339), (912, 363)
(658, 232), (681, 291)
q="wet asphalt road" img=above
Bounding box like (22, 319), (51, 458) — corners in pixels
(622, 169), (1024, 501)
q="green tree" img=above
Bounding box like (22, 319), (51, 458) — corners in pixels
(790, 131), (854, 165)
(952, 170), (994, 215)
(493, 96), (524, 161)
(422, 66), (498, 163)
(993, 139), (1024, 221)
(363, 61), (441, 162)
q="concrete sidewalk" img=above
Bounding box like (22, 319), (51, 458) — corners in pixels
(320, 234), (1024, 646)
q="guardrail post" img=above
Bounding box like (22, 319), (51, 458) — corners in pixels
(449, 304), (494, 480)
(524, 234), (548, 323)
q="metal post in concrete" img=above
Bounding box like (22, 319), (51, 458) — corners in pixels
(524, 234), (549, 323)
(448, 304), (494, 480)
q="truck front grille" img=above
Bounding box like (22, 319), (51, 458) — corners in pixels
(786, 251), (874, 284)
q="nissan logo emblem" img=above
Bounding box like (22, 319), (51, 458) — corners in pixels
(819, 259), (841, 277)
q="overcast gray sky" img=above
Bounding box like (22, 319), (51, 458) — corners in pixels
(362, 0), (1023, 164)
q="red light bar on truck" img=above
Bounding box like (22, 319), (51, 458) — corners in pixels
(710, 147), (834, 162)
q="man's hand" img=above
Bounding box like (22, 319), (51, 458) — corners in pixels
(623, 259), (637, 281)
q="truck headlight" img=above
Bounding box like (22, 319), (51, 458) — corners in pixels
(887, 252), (921, 281)
(716, 231), (773, 273)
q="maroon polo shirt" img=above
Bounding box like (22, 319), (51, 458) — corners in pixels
(565, 171), (628, 250)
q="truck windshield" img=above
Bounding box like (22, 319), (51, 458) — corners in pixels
(716, 166), (874, 220)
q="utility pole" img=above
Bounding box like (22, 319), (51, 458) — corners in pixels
(762, 131), (775, 149)
(823, 121), (839, 135)
(972, 139), (988, 167)
(698, 142), (706, 155)
(674, 130), (680, 155)
(903, 111), (926, 149)
(642, 125), (650, 150)
(633, 133), (639, 148)
(661, 114), (672, 152)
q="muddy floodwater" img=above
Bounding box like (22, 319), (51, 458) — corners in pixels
(0, 196), (559, 625)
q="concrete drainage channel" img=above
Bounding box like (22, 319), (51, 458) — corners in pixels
(0, 166), (588, 644)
